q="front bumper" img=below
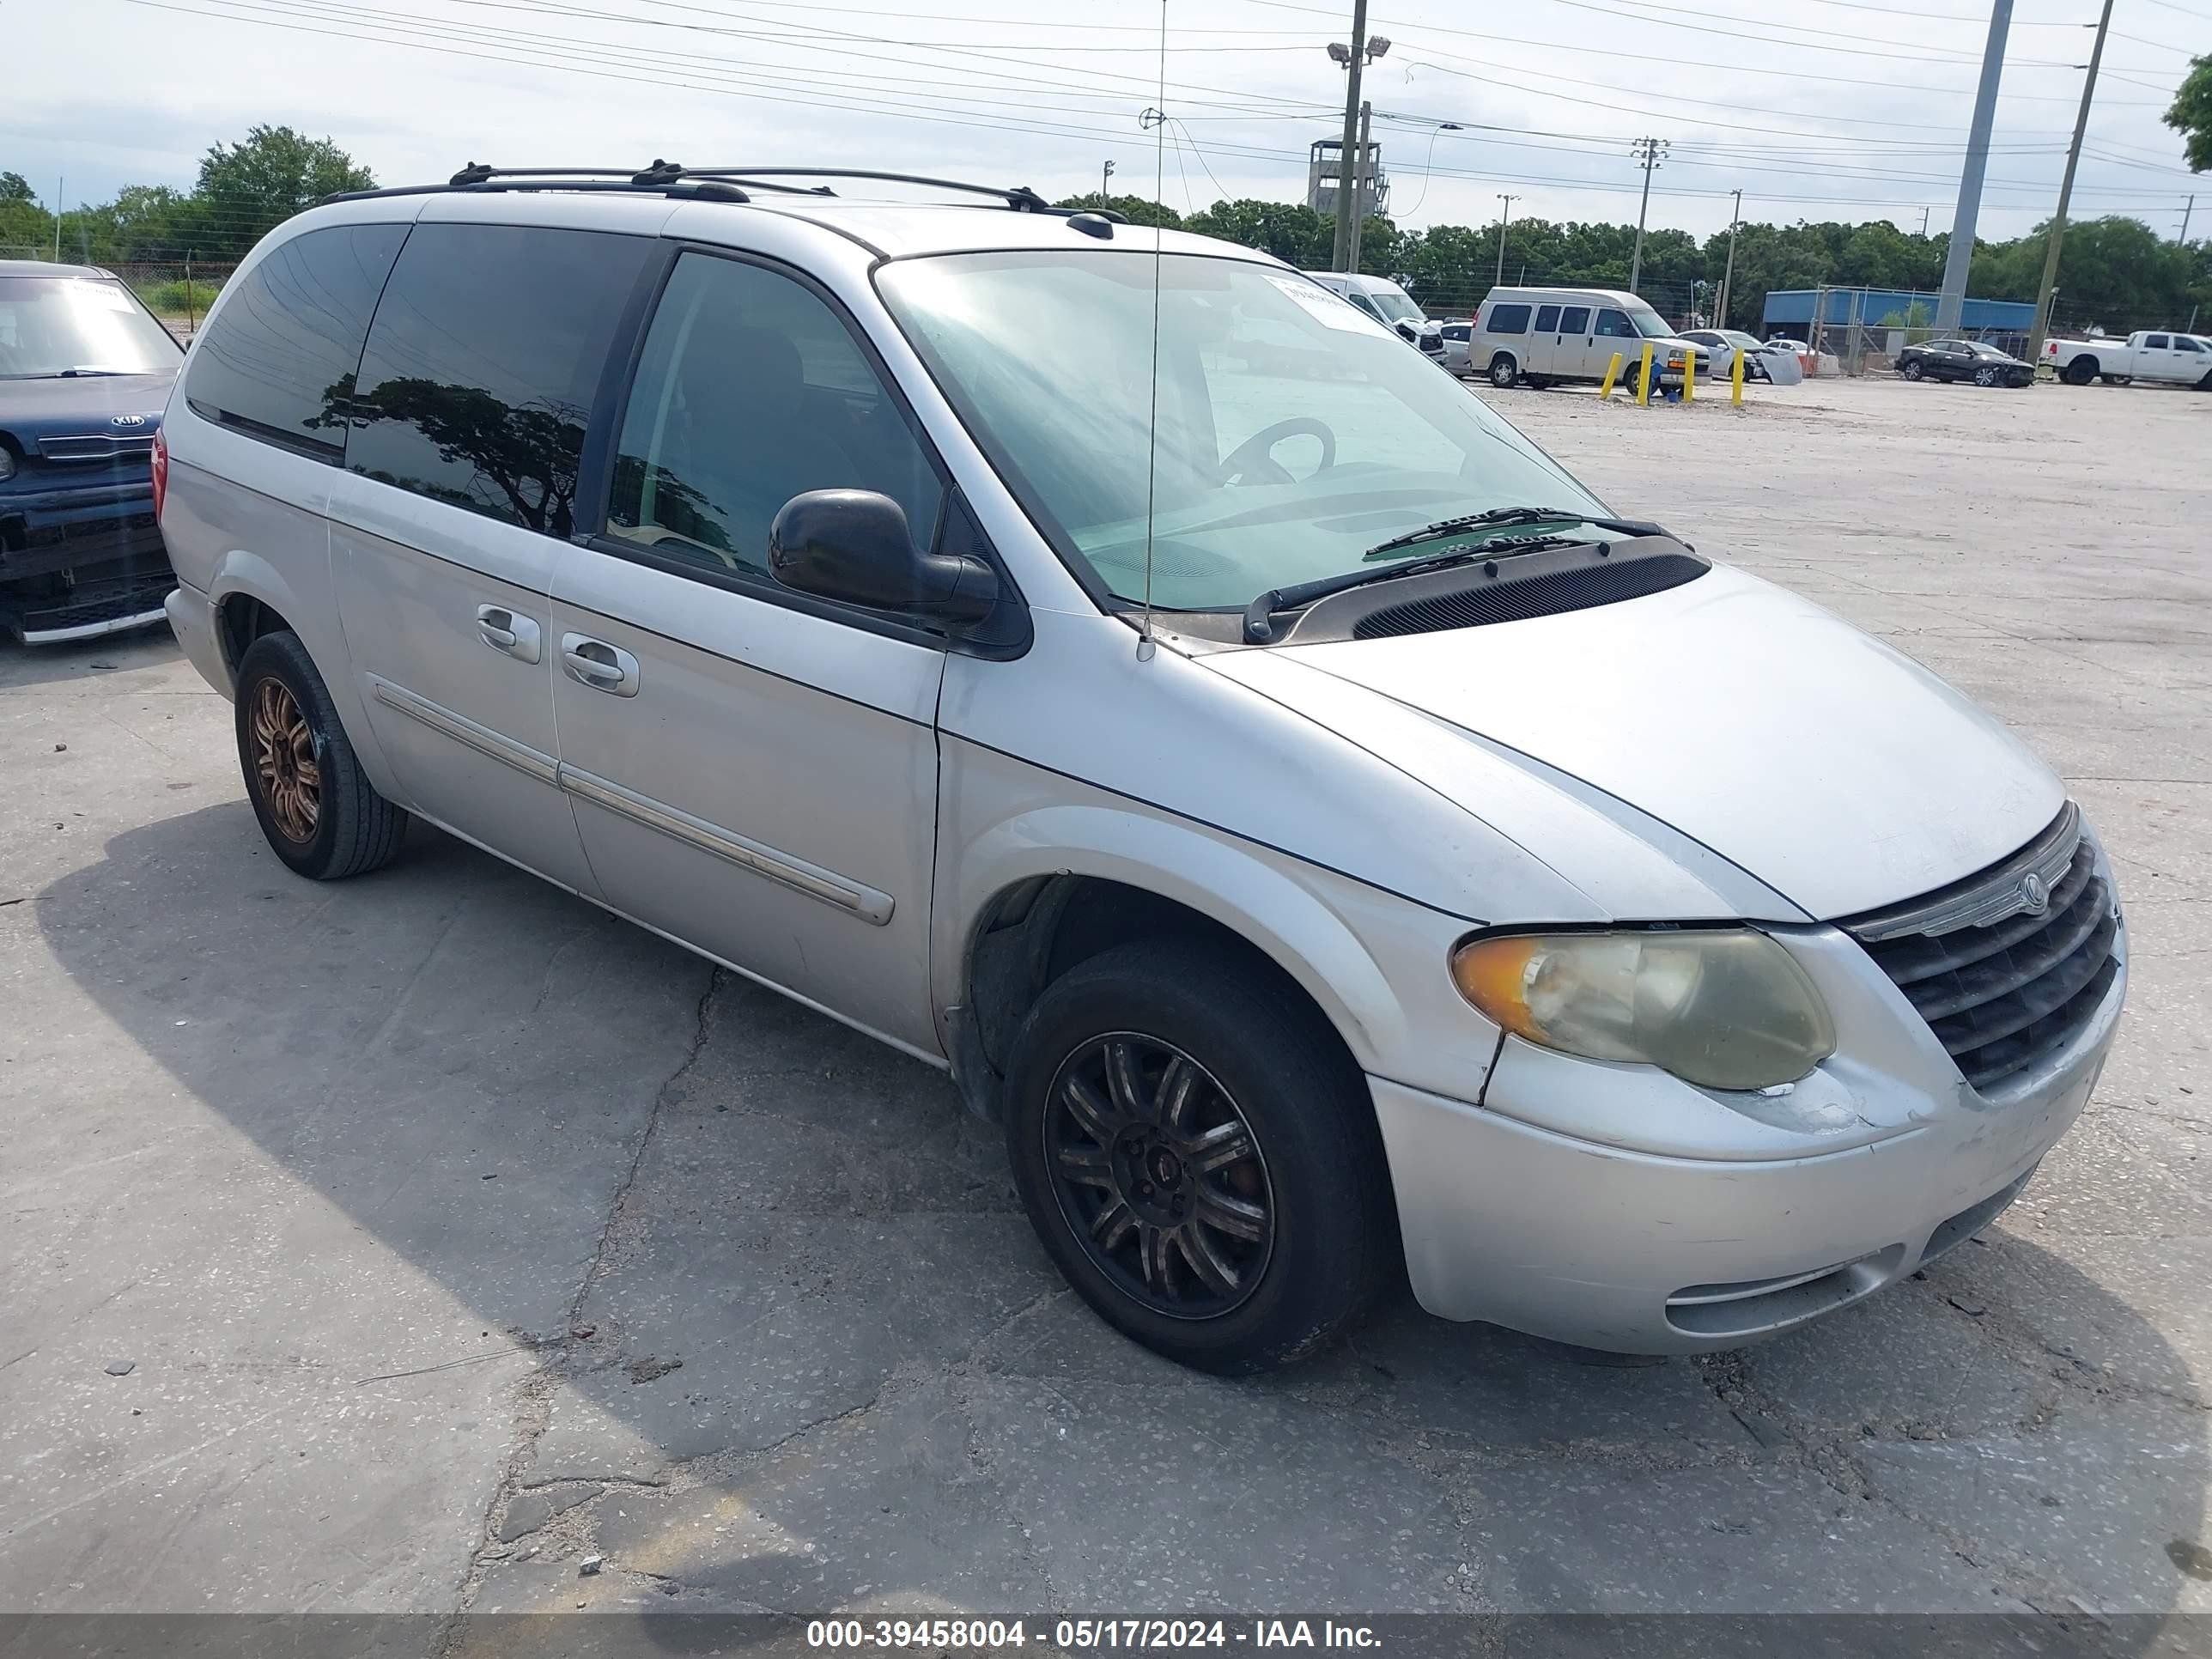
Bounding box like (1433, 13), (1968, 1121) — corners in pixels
(0, 478), (175, 642)
(1372, 943), (2125, 1354)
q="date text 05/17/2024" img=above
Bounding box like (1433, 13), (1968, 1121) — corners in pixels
(805, 1620), (1383, 1650)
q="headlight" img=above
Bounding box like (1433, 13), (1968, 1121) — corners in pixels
(1449, 928), (1835, 1091)
(0, 445), (15, 483)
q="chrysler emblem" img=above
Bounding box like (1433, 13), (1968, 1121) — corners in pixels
(2018, 871), (2051, 916)
(110, 413), (148, 428)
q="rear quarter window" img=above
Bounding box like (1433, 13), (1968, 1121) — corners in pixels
(1485, 303), (1530, 335)
(345, 222), (653, 537)
(183, 224), (406, 459)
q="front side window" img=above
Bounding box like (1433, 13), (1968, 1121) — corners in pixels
(878, 251), (1602, 613)
(607, 253), (943, 580)
(1486, 303), (1530, 335)
(346, 223), (652, 535)
(0, 275), (180, 381)
(1595, 308), (1639, 339)
(2175, 336), (2203, 353)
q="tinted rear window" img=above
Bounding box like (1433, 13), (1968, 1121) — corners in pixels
(1486, 303), (1530, 335)
(184, 224), (405, 459)
(347, 223), (652, 536)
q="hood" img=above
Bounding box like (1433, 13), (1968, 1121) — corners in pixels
(0, 370), (176, 445)
(1203, 563), (2062, 921)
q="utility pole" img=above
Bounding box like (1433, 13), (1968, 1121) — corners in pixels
(1629, 137), (1666, 294)
(1936, 0), (2012, 331)
(1102, 159), (1115, 204)
(53, 175), (63, 263)
(1330, 0), (1370, 273)
(1349, 99), (1374, 272)
(1919, 206), (1931, 237)
(1494, 193), (1516, 289)
(2180, 195), (2195, 245)
(1717, 188), (1743, 329)
(2025, 0), (2114, 366)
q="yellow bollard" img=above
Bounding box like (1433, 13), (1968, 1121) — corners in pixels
(1598, 350), (1624, 398)
(1635, 341), (1656, 406)
(1681, 350), (1696, 403)
(1732, 345), (1746, 406)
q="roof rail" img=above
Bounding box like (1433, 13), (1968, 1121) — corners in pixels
(322, 162), (1126, 222)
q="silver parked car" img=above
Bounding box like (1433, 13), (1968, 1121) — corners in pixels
(158, 167), (2125, 1374)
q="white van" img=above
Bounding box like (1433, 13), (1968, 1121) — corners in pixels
(1302, 270), (1445, 361)
(1472, 286), (1711, 394)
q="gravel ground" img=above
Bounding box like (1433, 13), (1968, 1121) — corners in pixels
(1, 372), (2207, 1648)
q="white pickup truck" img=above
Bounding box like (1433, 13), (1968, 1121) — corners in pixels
(2045, 330), (2212, 388)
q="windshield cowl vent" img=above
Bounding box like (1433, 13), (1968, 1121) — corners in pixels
(1290, 538), (1708, 644)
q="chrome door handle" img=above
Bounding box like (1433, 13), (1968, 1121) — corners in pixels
(476, 605), (541, 664)
(560, 633), (640, 697)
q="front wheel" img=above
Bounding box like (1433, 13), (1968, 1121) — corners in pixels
(1486, 354), (1519, 390)
(1973, 365), (1999, 387)
(1002, 940), (1394, 1374)
(234, 631), (410, 880)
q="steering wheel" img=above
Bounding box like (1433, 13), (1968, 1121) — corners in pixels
(1212, 417), (1338, 486)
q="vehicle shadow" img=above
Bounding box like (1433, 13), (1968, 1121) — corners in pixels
(0, 622), (179, 691)
(26, 800), (2208, 1649)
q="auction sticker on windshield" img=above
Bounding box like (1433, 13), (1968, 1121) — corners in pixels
(1263, 274), (1375, 332)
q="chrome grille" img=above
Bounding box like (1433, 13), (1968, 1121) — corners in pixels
(1843, 804), (2120, 1092)
(37, 433), (155, 464)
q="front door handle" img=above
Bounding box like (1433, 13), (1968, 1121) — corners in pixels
(560, 633), (641, 697)
(476, 605), (542, 664)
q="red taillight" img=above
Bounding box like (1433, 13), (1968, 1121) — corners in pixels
(151, 428), (168, 522)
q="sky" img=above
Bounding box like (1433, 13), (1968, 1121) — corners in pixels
(3, 0), (2205, 246)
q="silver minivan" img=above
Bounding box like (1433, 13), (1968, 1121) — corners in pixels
(157, 168), (2125, 1373)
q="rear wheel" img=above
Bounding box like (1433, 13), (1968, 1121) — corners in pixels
(1487, 354), (1519, 389)
(1900, 359), (1925, 381)
(234, 631), (409, 880)
(1002, 940), (1393, 1374)
(2062, 357), (2097, 386)
(2102, 374), (2132, 386)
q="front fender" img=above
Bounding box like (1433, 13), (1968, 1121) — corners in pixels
(935, 738), (1504, 1103)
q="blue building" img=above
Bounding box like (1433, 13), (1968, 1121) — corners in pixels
(1763, 287), (2036, 349)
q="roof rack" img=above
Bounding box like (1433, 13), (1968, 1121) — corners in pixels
(323, 163), (1126, 222)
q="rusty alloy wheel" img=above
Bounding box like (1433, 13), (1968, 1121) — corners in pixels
(249, 677), (321, 843)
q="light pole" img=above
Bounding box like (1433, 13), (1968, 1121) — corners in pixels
(1494, 192), (1516, 289)
(1717, 187), (1742, 329)
(2025, 0), (2114, 365)
(1935, 0), (2013, 331)
(1628, 137), (1667, 295)
(1327, 21), (1390, 272)
(1102, 159), (1115, 204)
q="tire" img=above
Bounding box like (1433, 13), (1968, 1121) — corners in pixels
(2063, 357), (2097, 386)
(1486, 354), (1519, 389)
(2103, 374), (2132, 387)
(1002, 939), (1394, 1375)
(234, 631), (409, 880)
(1900, 359), (1925, 381)
(2198, 371), (2212, 392)
(1973, 365), (1999, 387)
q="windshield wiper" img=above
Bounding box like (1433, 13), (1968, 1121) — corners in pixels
(1360, 505), (1665, 562)
(4, 368), (132, 380)
(1243, 539), (1577, 644)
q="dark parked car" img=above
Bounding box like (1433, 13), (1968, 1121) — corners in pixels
(1894, 338), (2033, 389)
(0, 261), (182, 641)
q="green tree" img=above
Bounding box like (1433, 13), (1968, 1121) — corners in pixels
(1184, 198), (1335, 266)
(2166, 55), (2212, 173)
(194, 125), (374, 258)
(1053, 193), (1184, 229)
(0, 170), (52, 255)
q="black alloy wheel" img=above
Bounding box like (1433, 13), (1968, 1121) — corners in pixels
(1043, 1033), (1275, 1318)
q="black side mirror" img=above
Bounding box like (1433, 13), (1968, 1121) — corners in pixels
(769, 489), (1001, 629)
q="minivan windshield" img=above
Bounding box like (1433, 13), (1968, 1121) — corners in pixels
(878, 251), (1605, 612)
(1625, 304), (1676, 339)
(1361, 284), (1425, 325)
(0, 276), (181, 378)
